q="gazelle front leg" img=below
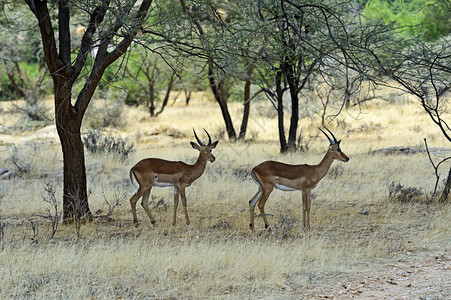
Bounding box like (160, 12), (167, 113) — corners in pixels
(302, 189), (312, 229)
(172, 187), (179, 226)
(179, 186), (190, 225)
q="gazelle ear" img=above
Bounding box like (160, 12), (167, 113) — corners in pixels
(207, 140), (218, 150)
(190, 142), (201, 151)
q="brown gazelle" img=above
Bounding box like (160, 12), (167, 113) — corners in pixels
(129, 129), (218, 227)
(249, 127), (349, 230)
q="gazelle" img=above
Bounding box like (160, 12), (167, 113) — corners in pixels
(249, 127), (349, 231)
(129, 129), (218, 227)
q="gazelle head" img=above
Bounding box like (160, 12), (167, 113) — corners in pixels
(191, 129), (219, 162)
(319, 127), (349, 162)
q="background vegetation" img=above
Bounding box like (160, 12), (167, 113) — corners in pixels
(0, 95), (449, 298)
(0, 0), (450, 298)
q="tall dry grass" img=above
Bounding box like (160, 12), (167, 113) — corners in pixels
(0, 92), (450, 298)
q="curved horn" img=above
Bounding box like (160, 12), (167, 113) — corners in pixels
(324, 126), (338, 143)
(203, 128), (212, 146)
(319, 127), (334, 145)
(193, 128), (205, 146)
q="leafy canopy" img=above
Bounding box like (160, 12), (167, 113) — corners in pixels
(363, 0), (451, 41)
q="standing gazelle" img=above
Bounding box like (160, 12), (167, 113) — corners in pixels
(249, 127), (349, 230)
(129, 129), (218, 227)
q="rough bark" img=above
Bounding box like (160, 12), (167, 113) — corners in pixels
(59, 120), (90, 221)
(185, 89), (192, 105)
(238, 67), (253, 140)
(208, 65), (237, 140)
(156, 71), (176, 117)
(286, 62), (299, 152)
(438, 166), (451, 203)
(149, 83), (156, 116)
(275, 70), (288, 152)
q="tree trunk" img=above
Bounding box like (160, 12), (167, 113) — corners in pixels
(238, 67), (253, 140)
(53, 82), (91, 222)
(185, 89), (191, 105)
(149, 83), (156, 117)
(438, 166), (451, 202)
(275, 70), (288, 152)
(286, 63), (299, 151)
(208, 65), (237, 140)
(156, 72), (176, 117)
(59, 123), (91, 222)
(287, 90), (299, 151)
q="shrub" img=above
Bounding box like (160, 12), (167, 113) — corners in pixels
(388, 181), (424, 202)
(83, 130), (134, 162)
(84, 97), (126, 129)
(7, 145), (34, 176)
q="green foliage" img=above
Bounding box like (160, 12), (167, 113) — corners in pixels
(363, 0), (451, 41)
(0, 3), (51, 101)
(114, 45), (207, 109)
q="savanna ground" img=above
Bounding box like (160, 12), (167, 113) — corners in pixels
(0, 91), (450, 299)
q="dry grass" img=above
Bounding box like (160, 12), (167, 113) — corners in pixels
(0, 92), (450, 299)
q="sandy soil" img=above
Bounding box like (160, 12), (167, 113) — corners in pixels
(308, 251), (450, 299)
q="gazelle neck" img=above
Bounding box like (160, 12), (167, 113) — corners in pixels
(190, 151), (209, 180)
(315, 149), (335, 180)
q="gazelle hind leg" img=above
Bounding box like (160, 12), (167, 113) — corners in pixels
(249, 190), (261, 230)
(141, 188), (157, 225)
(130, 188), (146, 227)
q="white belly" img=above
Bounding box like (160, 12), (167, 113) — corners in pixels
(274, 176), (298, 191)
(275, 183), (298, 191)
(153, 176), (174, 187)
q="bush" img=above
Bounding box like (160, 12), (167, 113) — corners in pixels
(83, 130), (134, 162)
(7, 145), (35, 176)
(388, 181), (424, 202)
(84, 97), (125, 129)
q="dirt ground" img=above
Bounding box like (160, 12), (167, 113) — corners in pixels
(307, 251), (450, 299)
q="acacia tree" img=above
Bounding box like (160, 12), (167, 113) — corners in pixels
(123, 49), (178, 117)
(146, 0), (256, 141)
(246, 0), (375, 152)
(177, 0), (238, 140)
(23, 0), (153, 222)
(367, 32), (450, 201)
